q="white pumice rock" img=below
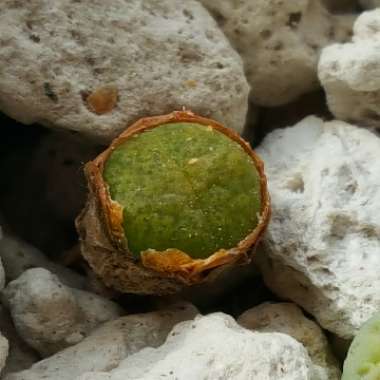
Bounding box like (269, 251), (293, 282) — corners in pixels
(2, 268), (123, 357)
(238, 302), (341, 380)
(201, 0), (353, 107)
(4, 303), (197, 380)
(360, 0), (380, 8)
(0, 234), (86, 289)
(319, 9), (380, 127)
(256, 116), (380, 339)
(0, 0), (249, 141)
(0, 306), (38, 375)
(76, 313), (323, 380)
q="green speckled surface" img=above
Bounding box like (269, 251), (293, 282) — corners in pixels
(103, 122), (261, 259)
(343, 312), (380, 380)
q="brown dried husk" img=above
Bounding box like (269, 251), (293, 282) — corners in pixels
(76, 110), (271, 295)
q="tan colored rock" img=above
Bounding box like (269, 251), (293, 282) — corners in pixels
(0, 0), (249, 141)
(238, 303), (341, 380)
(4, 303), (197, 380)
(201, 0), (353, 106)
(2, 268), (123, 357)
(77, 313), (323, 380)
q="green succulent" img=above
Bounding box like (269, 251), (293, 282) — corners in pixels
(103, 122), (261, 259)
(342, 312), (380, 380)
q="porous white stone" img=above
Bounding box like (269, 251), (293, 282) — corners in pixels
(2, 268), (123, 357)
(0, 0), (249, 141)
(319, 9), (380, 127)
(238, 302), (341, 380)
(77, 313), (322, 380)
(4, 303), (197, 380)
(0, 234), (86, 289)
(201, 0), (353, 106)
(256, 116), (380, 339)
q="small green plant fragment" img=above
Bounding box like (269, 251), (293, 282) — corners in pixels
(342, 312), (380, 380)
(103, 122), (261, 259)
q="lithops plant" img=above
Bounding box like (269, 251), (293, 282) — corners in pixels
(342, 311), (380, 380)
(76, 111), (270, 294)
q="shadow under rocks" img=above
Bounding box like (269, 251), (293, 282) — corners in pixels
(0, 112), (103, 257)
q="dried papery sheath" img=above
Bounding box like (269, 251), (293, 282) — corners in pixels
(76, 111), (270, 294)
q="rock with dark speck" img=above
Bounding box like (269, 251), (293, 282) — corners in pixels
(0, 0), (249, 141)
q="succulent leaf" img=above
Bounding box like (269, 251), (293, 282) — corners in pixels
(103, 122), (261, 259)
(342, 312), (380, 380)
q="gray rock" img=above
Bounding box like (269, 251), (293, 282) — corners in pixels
(2, 268), (123, 357)
(0, 306), (38, 375)
(256, 116), (380, 338)
(319, 8), (380, 128)
(4, 303), (197, 380)
(0, 0), (249, 141)
(0, 330), (9, 377)
(77, 313), (322, 380)
(0, 234), (86, 289)
(201, 0), (353, 106)
(238, 303), (341, 380)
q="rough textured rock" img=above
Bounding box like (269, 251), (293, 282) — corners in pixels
(238, 302), (341, 380)
(2, 268), (123, 357)
(256, 116), (380, 339)
(319, 9), (380, 128)
(201, 0), (353, 106)
(0, 330), (9, 376)
(0, 234), (86, 289)
(360, 0), (380, 8)
(0, 0), (249, 141)
(4, 303), (197, 380)
(77, 313), (322, 380)
(0, 306), (38, 375)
